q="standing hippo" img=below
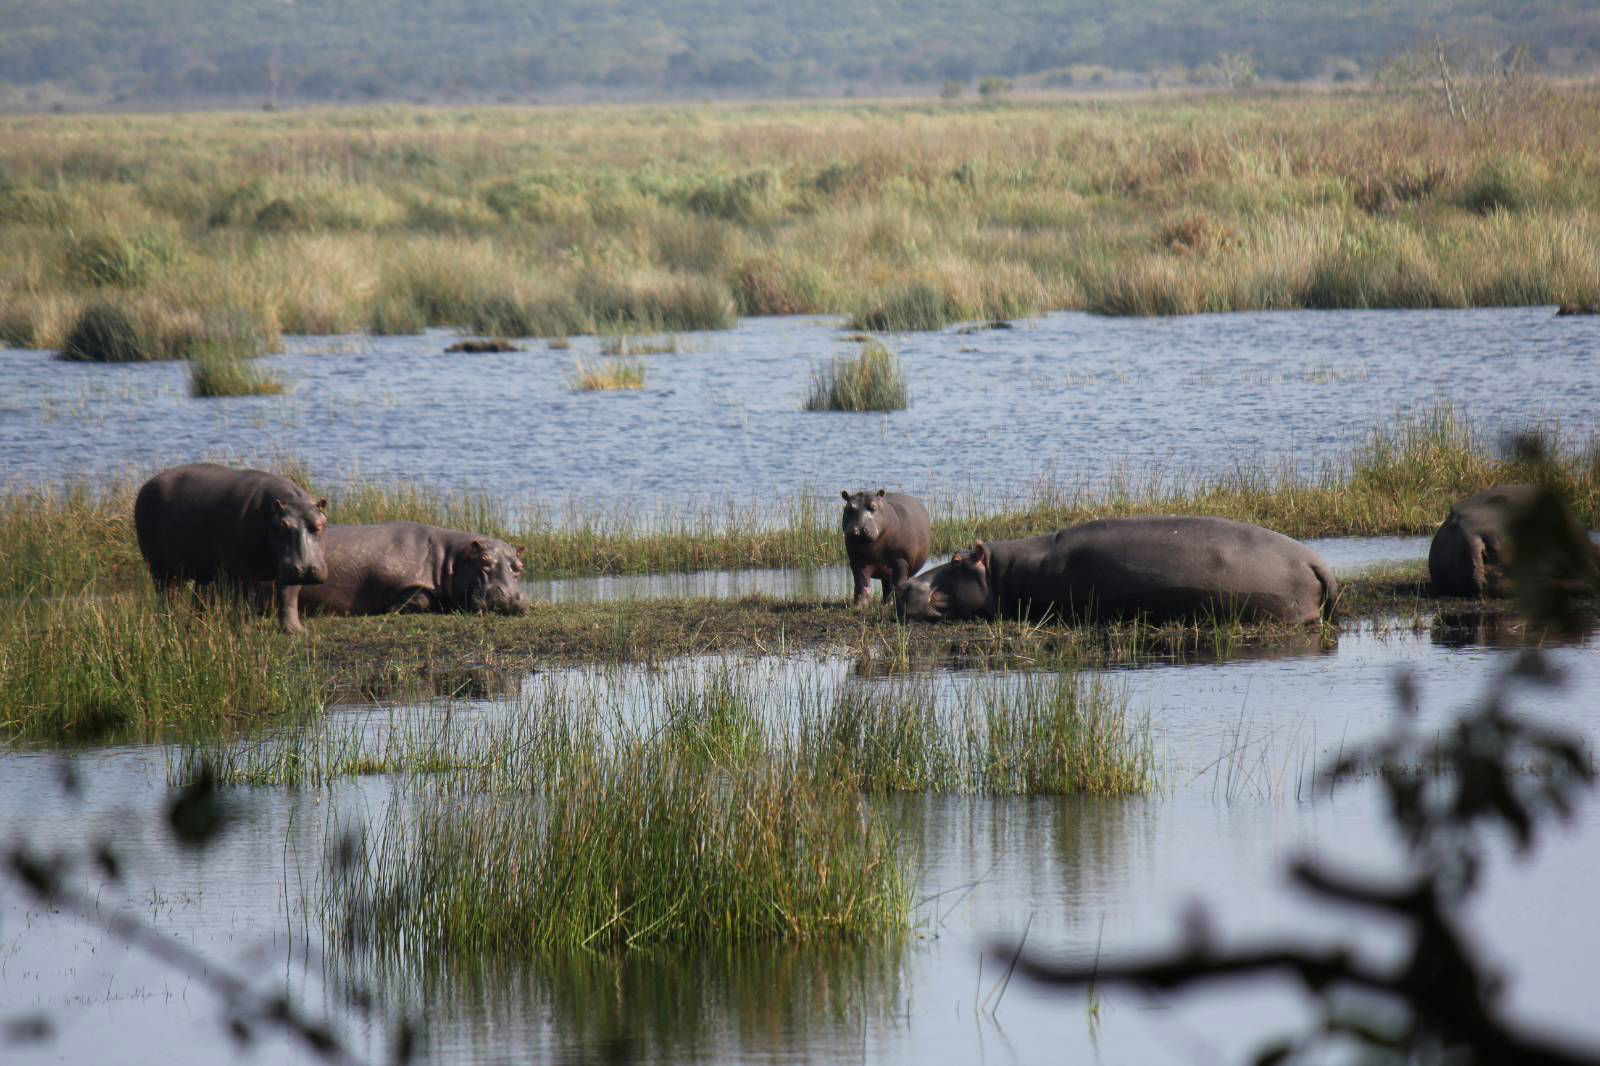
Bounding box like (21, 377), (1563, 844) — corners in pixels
(288, 522), (528, 617)
(897, 515), (1336, 625)
(1428, 485), (1600, 598)
(841, 489), (931, 607)
(134, 463), (328, 634)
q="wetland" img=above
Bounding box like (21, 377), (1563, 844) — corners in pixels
(4, 91), (1600, 1066)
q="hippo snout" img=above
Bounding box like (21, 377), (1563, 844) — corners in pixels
(473, 586), (528, 615)
(283, 562), (327, 585)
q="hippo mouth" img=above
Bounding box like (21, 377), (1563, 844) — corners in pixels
(471, 591), (529, 615)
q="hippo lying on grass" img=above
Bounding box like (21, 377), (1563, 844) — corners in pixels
(288, 522), (528, 617)
(1428, 485), (1600, 598)
(897, 515), (1337, 625)
(841, 489), (930, 607)
(134, 463), (328, 634)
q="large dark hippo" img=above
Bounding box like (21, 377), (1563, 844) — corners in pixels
(133, 463), (328, 634)
(841, 489), (931, 607)
(1428, 485), (1600, 598)
(288, 522), (528, 617)
(896, 515), (1337, 625)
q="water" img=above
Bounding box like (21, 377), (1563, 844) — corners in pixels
(6, 307), (1600, 1064)
(2, 308), (1596, 513)
(5, 626), (1600, 1065)
(521, 534), (1432, 604)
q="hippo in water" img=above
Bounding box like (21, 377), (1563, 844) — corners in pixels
(287, 522), (528, 617)
(841, 489), (931, 607)
(134, 463), (328, 634)
(1428, 485), (1600, 598)
(897, 515), (1337, 625)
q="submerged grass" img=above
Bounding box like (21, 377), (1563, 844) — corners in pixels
(804, 339), (907, 412)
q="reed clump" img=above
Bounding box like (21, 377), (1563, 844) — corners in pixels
(571, 357), (646, 391)
(189, 345), (287, 398)
(331, 667), (913, 954)
(805, 339), (907, 412)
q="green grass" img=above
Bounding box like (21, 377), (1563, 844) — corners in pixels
(806, 671), (1150, 795)
(804, 339), (907, 412)
(327, 665), (914, 954)
(0, 588), (325, 745)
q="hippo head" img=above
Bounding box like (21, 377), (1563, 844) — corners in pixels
(452, 538), (528, 615)
(896, 542), (993, 622)
(840, 489), (889, 544)
(268, 496), (328, 585)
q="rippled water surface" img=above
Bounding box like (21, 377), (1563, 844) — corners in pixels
(3, 308), (1596, 511)
(5, 308), (1600, 1065)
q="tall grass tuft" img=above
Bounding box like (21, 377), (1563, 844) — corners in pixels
(331, 667), (913, 955)
(806, 671), (1150, 795)
(57, 302), (157, 362)
(0, 590), (325, 744)
(805, 339), (907, 411)
(189, 345), (286, 398)
(571, 357), (645, 391)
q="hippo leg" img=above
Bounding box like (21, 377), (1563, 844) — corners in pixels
(394, 587), (436, 613)
(851, 566), (874, 608)
(276, 583), (305, 635)
(882, 558), (912, 603)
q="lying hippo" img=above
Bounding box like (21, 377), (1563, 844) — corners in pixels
(897, 515), (1336, 625)
(287, 522), (528, 617)
(841, 489), (931, 607)
(1428, 485), (1600, 598)
(134, 463), (327, 634)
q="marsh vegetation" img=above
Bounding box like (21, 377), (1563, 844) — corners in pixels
(2, 90), (1599, 358)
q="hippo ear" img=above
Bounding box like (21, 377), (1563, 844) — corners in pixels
(515, 545), (526, 558)
(875, 489), (885, 498)
(841, 490), (852, 502)
(467, 539), (492, 568)
(272, 498), (286, 514)
(315, 498), (328, 511)
(970, 541), (989, 572)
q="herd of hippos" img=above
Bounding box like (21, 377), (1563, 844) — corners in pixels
(133, 464), (1600, 635)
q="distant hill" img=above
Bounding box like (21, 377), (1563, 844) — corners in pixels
(2, 0), (1598, 105)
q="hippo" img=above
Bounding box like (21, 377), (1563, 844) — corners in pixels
(287, 522), (528, 618)
(1428, 485), (1600, 598)
(133, 463), (328, 634)
(897, 515), (1337, 625)
(841, 489), (931, 607)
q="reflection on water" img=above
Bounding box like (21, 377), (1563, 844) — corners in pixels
(7, 625), (1600, 1065)
(353, 940), (906, 1065)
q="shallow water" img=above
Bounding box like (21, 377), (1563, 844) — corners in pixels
(5, 625), (1600, 1065)
(522, 534), (1431, 604)
(3, 308), (1596, 514)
